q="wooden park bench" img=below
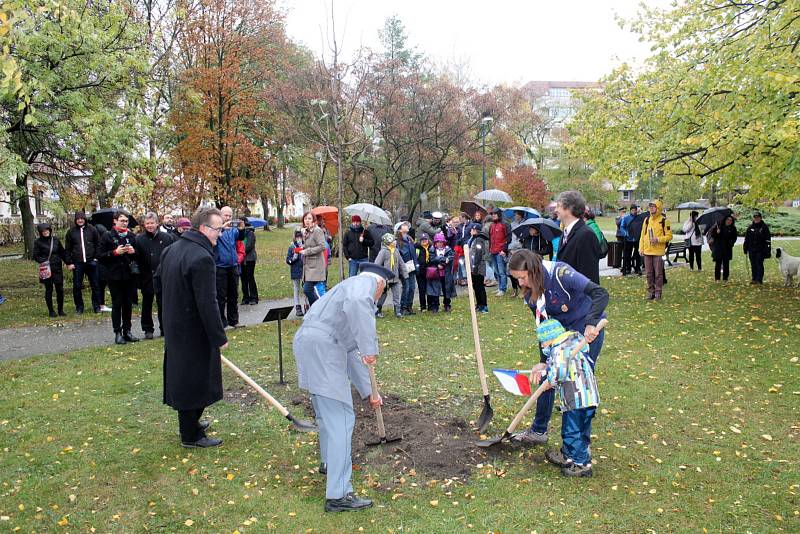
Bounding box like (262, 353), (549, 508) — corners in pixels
(664, 241), (689, 266)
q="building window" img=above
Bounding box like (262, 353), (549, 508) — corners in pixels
(549, 88), (569, 98)
(10, 191), (18, 215)
(35, 190), (44, 216)
(622, 190), (632, 201)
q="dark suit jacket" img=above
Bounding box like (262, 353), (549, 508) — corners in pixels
(556, 219), (601, 284)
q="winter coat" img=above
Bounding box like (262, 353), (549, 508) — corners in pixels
(342, 225), (373, 260)
(556, 219), (601, 284)
(243, 227), (257, 263)
(302, 226), (327, 282)
(639, 200), (673, 257)
(520, 233), (553, 258)
(286, 242), (304, 280)
(366, 224), (393, 261)
(743, 221), (771, 257)
(98, 228), (139, 282)
(426, 246), (455, 297)
(135, 229), (175, 291)
(214, 226), (244, 269)
(524, 261), (609, 363)
(416, 219), (443, 243)
(682, 218), (704, 247)
(709, 222), (737, 262)
(63, 223), (100, 265)
(374, 244), (408, 282)
(467, 232), (489, 276)
(157, 230), (228, 411)
(33, 226), (66, 284)
(623, 213), (645, 242)
(487, 220), (512, 254)
(586, 219), (604, 243)
(416, 242), (434, 272)
(397, 235), (418, 273)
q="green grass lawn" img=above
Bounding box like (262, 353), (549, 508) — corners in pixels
(0, 227), (343, 329)
(1, 241), (799, 532)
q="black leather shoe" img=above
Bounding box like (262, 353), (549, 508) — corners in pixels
(197, 420), (211, 431)
(181, 436), (223, 448)
(115, 333), (126, 345)
(318, 462), (327, 475)
(49, 311), (57, 318)
(144, 332), (154, 340)
(123, 331), (139, 342)
(324, 492), (372, 513)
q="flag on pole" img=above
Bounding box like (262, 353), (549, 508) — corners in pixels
(492, 369), (534, 396)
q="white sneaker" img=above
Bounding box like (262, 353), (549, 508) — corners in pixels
(100, 305), (112, 312)
(495, 290), (505, 297)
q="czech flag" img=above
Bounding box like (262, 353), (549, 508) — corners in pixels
(493, 369), (533, 396)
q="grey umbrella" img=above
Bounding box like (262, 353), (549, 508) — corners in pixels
(475, 189), (513, 203)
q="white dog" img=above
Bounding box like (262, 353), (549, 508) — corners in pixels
(775, 248), (800, 287)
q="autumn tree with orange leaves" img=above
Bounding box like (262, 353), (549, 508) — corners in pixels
(169, 0), (288, 210)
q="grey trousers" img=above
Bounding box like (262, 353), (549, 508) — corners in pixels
(311, 394), (355, 499)
(376, 280), (402, 309)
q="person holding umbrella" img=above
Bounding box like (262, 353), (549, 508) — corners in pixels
(520, 225), (553, 259)
(97, 210), (140, 344)
(709, 215), (737, 281)
(743, 212), (771, 284)
(682, 211), (705, 271)
(292, 262), (391, 513)
(342, 215), (373, 277)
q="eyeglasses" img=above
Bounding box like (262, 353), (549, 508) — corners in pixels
(117, 219), (129, 224)
(204, 224), (224, 233)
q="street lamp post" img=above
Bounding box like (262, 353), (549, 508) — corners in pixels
(480, 113), (494, 191)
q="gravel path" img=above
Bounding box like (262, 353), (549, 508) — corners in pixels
(0, 297), (298, 362)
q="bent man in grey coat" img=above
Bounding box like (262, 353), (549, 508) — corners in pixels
(293, 262), (392, 513)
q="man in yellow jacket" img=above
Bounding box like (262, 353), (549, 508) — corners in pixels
(639, 199), (673, 300)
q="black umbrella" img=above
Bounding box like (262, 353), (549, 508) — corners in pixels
(512, 217), (563, 241)
(696, 207), (732, 229)
(89, 208), (139, 230)
(460, 200), (488, 219)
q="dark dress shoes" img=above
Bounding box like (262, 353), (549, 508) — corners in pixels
(123, 331), (139, 342)
(181, 436), (223, 449)
(144, 332), (154, 340)
(324, 492), (373, 513)
(115, 333), (127, 345)
(318, 462), (327, 475)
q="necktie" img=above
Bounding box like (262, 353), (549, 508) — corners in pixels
(562, 229), (568, 247)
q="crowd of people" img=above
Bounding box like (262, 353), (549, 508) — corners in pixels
(32, 207), (258, 343)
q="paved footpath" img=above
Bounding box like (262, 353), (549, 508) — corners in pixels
(0, 297), (298, 362)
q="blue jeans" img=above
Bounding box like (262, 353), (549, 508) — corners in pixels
(348, 258), (367, 278)
(561, 407), (596, 465)
(401, 274), (416, 309)
(531, 328), (605, 434)
(303, 281), (326, 306)
(491, 253), (508, 292)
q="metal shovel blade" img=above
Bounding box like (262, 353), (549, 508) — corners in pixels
(475, 431), (511, 448)
(286, 414), (318, 433)
(476, 394), (494, 433)
(365, 435), (403, 447)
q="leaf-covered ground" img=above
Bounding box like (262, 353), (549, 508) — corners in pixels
(1, 233), (799, 533)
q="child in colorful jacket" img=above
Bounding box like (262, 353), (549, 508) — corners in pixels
(531, 318), (599, 478)
(286, 230), (305, 316)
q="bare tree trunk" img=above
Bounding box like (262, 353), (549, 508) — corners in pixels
(17, 174), (36, 260)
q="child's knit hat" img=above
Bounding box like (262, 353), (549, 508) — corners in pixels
(433, 232), (446, 243)
(537, 318), (567, 345)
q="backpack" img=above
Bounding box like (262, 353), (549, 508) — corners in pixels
(598, 233), (609, 259)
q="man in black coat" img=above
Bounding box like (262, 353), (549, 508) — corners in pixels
(342, 215), (373, 277)
(64, 211), (102, 313)
(156, 207), (228, 448)
(135, 212), (175, 339)
(366, 222), (392, 262)
(98, 210), (140, 344)
(553, 190), (601, 284)
(743, 212), (771, 284)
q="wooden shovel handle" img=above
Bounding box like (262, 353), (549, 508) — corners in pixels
(221, 355), (290, 418)
(462, 244), (490, 396)
(367, 363), (386, 439)
(509, 321), (610, 434)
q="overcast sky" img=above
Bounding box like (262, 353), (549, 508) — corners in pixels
(283, 0), (666, 86)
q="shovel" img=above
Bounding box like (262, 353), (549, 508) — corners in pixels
(220, 355), (318, 432)
(476, 319), (608, 448)
(462, 244), (494, 433)
(365, 363), (402, 446)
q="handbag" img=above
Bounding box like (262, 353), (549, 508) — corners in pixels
(425, 266), (439, 280)
(404, 259), (416, 273)
(38, 237), (54, 281)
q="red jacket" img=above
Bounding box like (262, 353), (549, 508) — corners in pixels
(489, 221), (511, 254)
